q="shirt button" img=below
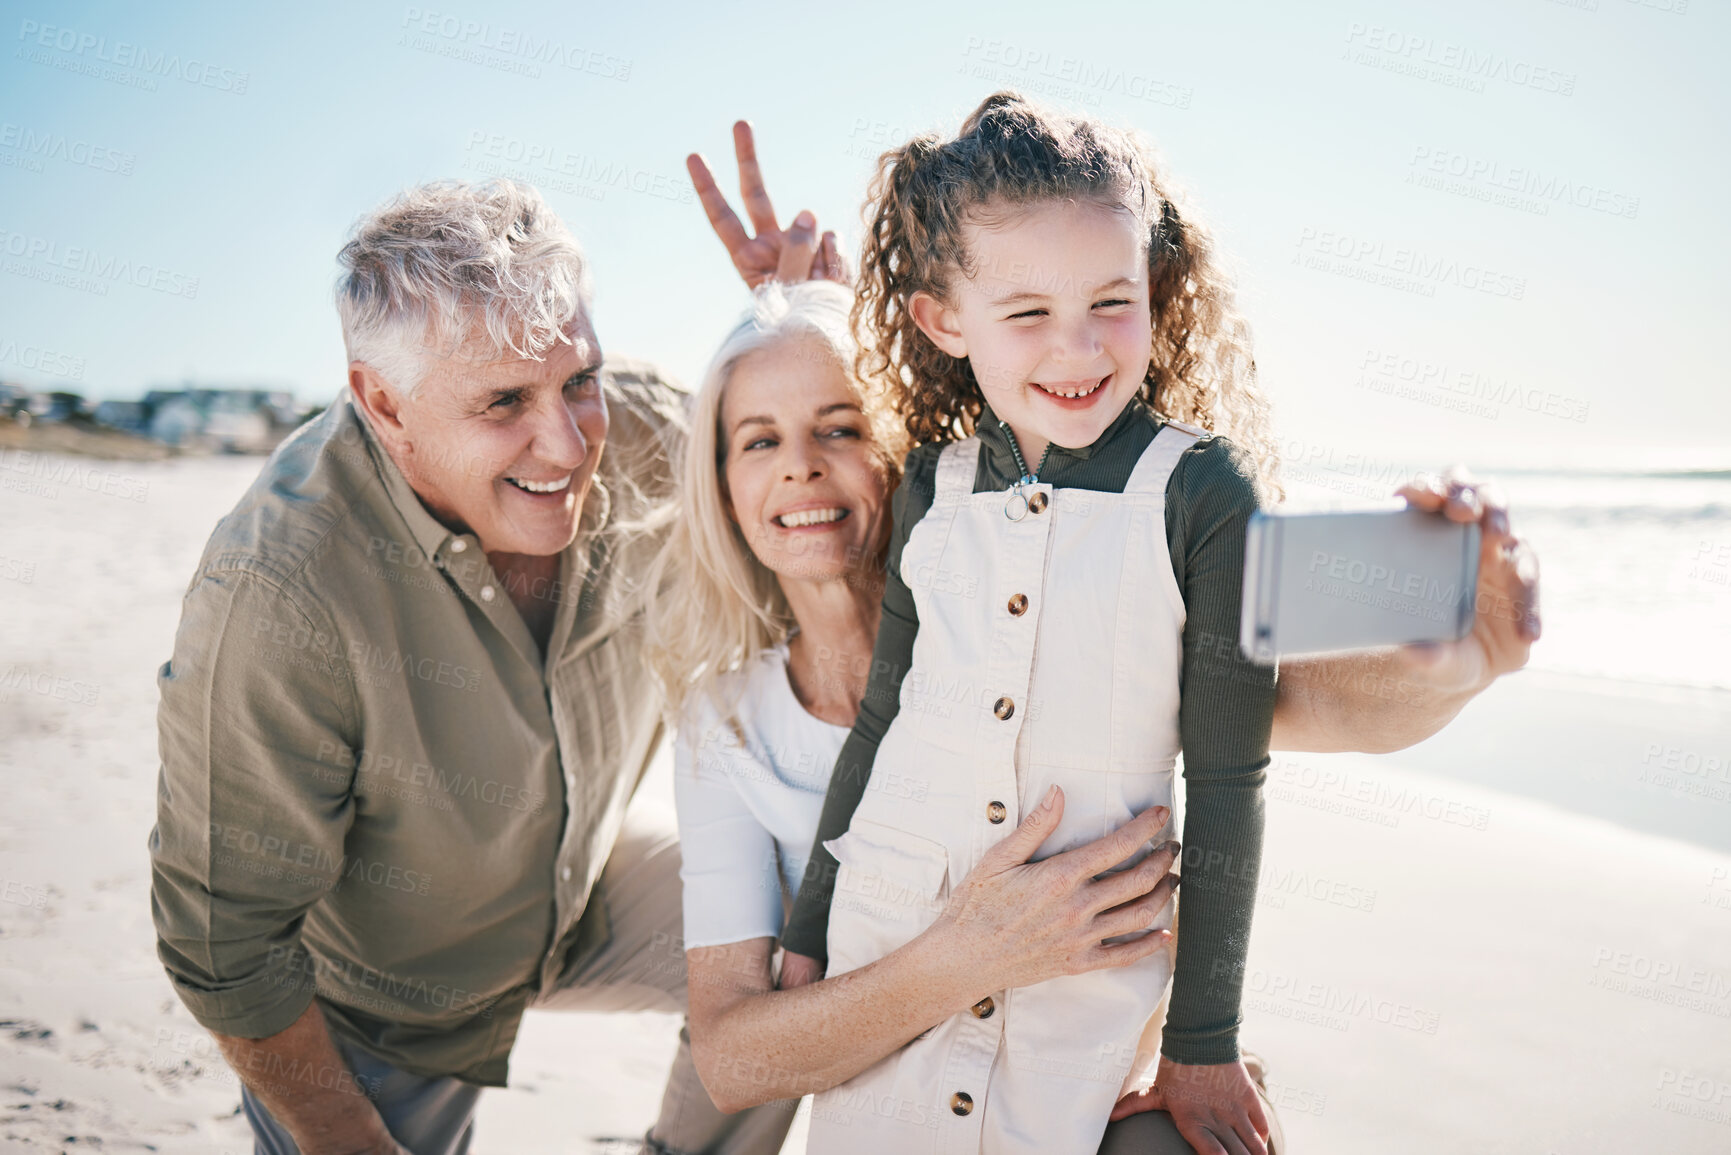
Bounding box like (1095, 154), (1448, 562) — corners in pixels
(560, 866), (572, 882)
(993, 696), (1015, 721)
(1028, 491), (1048, 514)
(450, 539), (467, 553)
(480, 585), (496, 602)
(950, 1091), (974, 1116)
(1007, 593), (1028, 616)
(986, 801), (1007, 824)
(971, 996), (995, 1019)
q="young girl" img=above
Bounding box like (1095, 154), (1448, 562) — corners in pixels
(780, 92), (1282, 1154)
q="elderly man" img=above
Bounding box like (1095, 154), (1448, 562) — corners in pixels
(150, 160), (1537, 1155)
(149, 178), (805, 1155)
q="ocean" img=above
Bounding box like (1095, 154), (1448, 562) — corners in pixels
(1283, 461), (1731, 693)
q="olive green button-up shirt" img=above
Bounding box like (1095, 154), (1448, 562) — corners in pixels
(149, 361), (683, 1085)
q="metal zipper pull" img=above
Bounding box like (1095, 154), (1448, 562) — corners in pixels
(998, 419), (1048, 522)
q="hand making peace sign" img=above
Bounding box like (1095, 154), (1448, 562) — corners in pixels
(686, 120), (848, 288)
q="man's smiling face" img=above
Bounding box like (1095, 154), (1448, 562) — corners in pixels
(361, 308), (609, 557)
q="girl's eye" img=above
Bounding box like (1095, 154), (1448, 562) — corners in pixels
(823, 426), (862, 440)
(1007, 309), (1048, 321)
(744, 436), (776, 451)
(1093, 298), (1134, 310)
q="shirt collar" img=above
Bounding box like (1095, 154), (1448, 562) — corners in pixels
(345, 392), (477, 562)
(974, 395), (1149, 479)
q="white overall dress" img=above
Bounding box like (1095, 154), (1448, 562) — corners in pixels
(809, 422), (1202, 1155)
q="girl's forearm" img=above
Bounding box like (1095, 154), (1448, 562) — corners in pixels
(693, 930), (987, 1112)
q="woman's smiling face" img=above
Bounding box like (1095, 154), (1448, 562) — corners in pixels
(720, 335), (893, 586)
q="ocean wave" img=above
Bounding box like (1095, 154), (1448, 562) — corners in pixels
(1519, 504), (1731, 523)
(1488, 468), (1731, 481)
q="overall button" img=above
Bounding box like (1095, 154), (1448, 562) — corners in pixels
(951, 1091), (974, 1116)
(986, 801), (1007, 824)
(450, 539), (468, 553)
(1028, 491), (1049, 514)
(1007, 593), (1028, 616)
(992, 697), (1015, 721)
(971, 996), (995, 1019)
(560, 866), (572, 882)
(480, 585), (497, 603)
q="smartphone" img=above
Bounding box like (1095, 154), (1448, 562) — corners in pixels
(1239, 505), (1480, 664)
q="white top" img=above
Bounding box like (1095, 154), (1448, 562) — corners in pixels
(673, 644), (852, 950)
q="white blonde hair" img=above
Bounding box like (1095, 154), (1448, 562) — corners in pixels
(645, 280), (904, 723)
(334, 178), (592, 396)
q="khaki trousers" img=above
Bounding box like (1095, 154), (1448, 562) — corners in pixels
(245, 804), (792, 1155)
(533, 805), (798, 1155)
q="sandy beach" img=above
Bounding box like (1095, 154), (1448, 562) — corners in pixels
(3, 449), (1729, 1154)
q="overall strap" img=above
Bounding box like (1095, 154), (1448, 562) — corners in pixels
(932, 437), (983, 505)
(1125, 420), (1206, 497)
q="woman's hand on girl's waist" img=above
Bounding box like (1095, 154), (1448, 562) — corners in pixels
(926, 786), (1181, 994)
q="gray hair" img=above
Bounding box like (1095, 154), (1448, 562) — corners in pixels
(335, 178), (592, 396)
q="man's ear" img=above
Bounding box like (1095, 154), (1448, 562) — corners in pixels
(349, 362), (409, 444)
(908, 291), (968, 359)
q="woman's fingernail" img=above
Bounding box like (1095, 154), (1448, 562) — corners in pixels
(1044, 785), (1060, 808)
(794, 210), (815, 229)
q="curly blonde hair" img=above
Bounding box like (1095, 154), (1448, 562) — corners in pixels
(852, 91), (1280, 501)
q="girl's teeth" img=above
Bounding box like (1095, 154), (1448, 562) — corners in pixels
(778, 508), (845, 528)
(1042, 378), (1104, 399)
(510, 476), (570, 494)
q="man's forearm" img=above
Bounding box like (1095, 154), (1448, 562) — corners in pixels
(213, 1000), (400, 1155)
(1271, 650), (1481, 754)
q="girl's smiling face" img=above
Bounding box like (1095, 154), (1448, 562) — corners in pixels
(720, 335), (893, 585)
(908, 198), (1153, 464)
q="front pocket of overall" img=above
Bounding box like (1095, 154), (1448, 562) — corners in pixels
(822, 819), (950, 979)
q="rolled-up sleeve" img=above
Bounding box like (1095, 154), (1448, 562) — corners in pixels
(149, 566), (358, 1039)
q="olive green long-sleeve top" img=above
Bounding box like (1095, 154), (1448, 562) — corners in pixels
(782, 397), (1275, 1066)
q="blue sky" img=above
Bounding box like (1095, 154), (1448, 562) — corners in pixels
(1, 0), (1725, 466)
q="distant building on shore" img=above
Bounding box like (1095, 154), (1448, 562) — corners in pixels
(3, 379), (313, 453)
(0, 383), (51, 423)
